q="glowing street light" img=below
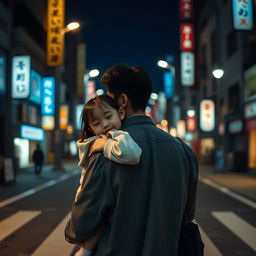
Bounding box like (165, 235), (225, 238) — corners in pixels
(62, 21), (80, 33)
(157, 60), (169, 69)
(67, 22), (80, 30)
(150, 92), (159, 100)
(88, 69), (100, 78)
(212, 68), (224, 79)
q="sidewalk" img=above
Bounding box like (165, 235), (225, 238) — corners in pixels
(0, 161), (80, 202)
(199, 164), (256, 202)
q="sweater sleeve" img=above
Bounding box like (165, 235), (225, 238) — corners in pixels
(103, 130), (142, 165)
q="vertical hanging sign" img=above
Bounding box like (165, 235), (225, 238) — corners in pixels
(200, 99), (215, 132)
(232, 0), (254, 30)
(86, 81), (96, 103)
(47, 0), (65, 66)
(164, 71), (174, 99)
(181, 52), (194, 86)
(42, 77), (55, 116)
(11, 55), (31, 99)
(180, 0), (193, 20)
(180, 24), (194, 51)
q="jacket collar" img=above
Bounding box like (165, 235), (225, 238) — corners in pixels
(121, 115), (156, 129)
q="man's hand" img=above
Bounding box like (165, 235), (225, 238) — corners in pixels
(89, 135), (108, 156)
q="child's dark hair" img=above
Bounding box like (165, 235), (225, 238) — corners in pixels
(80, 95), (119, 141)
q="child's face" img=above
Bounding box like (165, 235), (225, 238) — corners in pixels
(89, 104), (124, 136)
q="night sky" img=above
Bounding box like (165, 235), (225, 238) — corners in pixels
(65, 1), (180, 93)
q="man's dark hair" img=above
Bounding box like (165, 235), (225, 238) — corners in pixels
(100, 64), (153, 111)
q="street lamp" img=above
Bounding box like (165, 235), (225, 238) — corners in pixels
(52, 21), (80, 172)
(157, 59), (176, 128)
(212, 68), (224, 79)
(62, 21), (80, 34)
(84, 69), (100, 102)
(157, 60), (175, 75)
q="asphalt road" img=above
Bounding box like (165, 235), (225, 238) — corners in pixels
(0, 169), (255, 256)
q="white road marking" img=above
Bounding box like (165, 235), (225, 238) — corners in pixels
(0, 168), (81, 208)
(196, 221), (223, 256)
(0, 210), (41, 241)
(31, 213), (75, 256)
(212, 211), (256, 251)
(199, 176), (256, 210)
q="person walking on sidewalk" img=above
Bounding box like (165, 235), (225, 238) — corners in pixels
(65, 64), (199, 256)
(32, 144), (44, 175)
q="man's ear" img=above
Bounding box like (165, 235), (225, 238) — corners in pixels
(118, 107), (125, 120)
(118, 93), (128, 109)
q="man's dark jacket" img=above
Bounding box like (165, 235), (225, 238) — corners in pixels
(65, 115), (198, 256)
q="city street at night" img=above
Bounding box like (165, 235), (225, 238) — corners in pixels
(1, 0), (256, 255)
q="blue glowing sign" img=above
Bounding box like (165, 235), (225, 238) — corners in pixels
(164, 71), (173, 99)
(42, 77), (55, 116)
(29, 69), (42, 104)
(232, 0), (254, 30)
(21, 125), (44, 141)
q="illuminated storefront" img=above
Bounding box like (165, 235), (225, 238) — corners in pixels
(14, 125), (45, 168)
(246, 118), (256, 170)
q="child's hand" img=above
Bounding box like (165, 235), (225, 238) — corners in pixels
(89, 135), (108, 156)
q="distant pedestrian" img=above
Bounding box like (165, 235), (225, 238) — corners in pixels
(32, 144), (44, 175)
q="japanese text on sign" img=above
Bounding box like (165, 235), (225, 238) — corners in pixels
(42, 77), (55, 116)
(180, 24), (194, 51)
(181, 52), (194, 86)
(47, 0), (65, 66)
(200, 99), (215, 132)
(12, 55), (31, 99)
(180, 0), (193, 20)
(232, 0), (254, 30)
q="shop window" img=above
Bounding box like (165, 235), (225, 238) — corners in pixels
(226, 30), (237, 58)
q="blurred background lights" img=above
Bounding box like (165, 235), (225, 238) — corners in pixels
(187, 109), (195, 117)
(66, 22), (80, 31)
(96, 89), (104, 96)
(88, 69), (100, 78)
(160, 119), (168, 127)
(150, 92), (158, 100)
(169, 128), (177, 137)
(157, 60), (168, 68)
(212, 68), (224, 79)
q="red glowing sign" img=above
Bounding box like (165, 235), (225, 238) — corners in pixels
(180, 24), (194, 51)
(186, 116), (196, 131)
(180, 0), (193, 20)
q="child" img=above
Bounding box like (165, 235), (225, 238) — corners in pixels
(74, 95), (142, 256)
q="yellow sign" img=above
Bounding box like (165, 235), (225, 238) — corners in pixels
(47, 0), (65, 66)
(59, 105), (68, 130)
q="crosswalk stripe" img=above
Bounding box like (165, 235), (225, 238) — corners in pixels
(31, 213), (75, 256)
(196, 222), (223, 256)
(0, 168), (81, 208)
(212, 211), (256, 251)
(0, 210), (41, 241)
